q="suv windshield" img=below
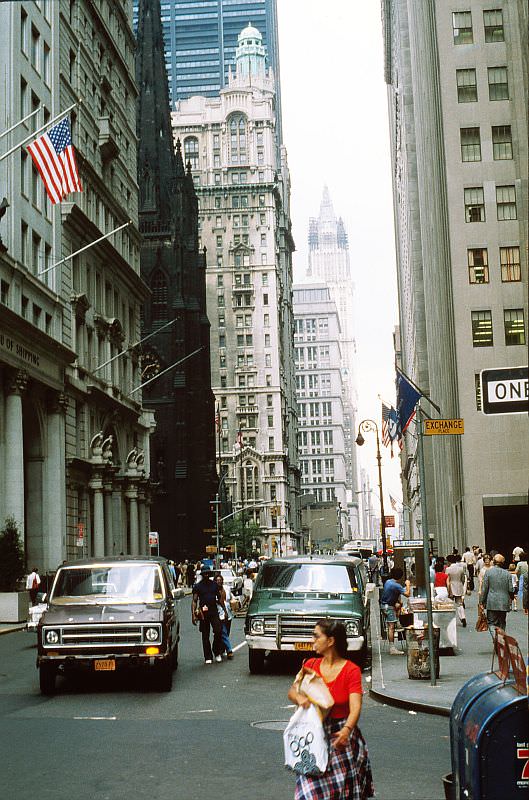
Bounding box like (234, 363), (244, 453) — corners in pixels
(256, 563), (357, 593)
(50, 564), (165, 605)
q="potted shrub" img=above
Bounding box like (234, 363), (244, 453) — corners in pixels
(0, 516), (28, 623)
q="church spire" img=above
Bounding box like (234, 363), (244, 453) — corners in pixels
(136, 0), (182, 230)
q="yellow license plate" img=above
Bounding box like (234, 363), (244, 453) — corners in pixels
(94, 659), (115, 671)
(294, 642), (314, 651)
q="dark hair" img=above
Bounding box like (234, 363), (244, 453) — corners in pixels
(315, 619), (348, 658)
(390, 567), (404, 580)
(434, 562), (445, 573)
(519, 552), (527, 561)
(447, 554), (457, 564)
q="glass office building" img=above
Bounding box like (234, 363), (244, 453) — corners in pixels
(133, 0), (281, 136)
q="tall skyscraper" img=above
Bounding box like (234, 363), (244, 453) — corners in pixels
(307, 188), (360, 535)
(383, 1), (528, 554)
(171, 24), (299, 557)
(132, 0), (282, 139)
(293, 285), (350, 543)
(136, 0), (217, 559)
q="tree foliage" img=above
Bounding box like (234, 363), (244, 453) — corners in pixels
(0, 516), (25, 592)
(221, 515), (261, 558)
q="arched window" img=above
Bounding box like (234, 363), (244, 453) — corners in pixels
(184, 136), (199, 171)
(151, 270), (168, 320)
(244, 460), (259, 501)
(229, 115), (247, 165)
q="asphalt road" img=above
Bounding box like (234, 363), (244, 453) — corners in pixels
(0, 598), (450, 800)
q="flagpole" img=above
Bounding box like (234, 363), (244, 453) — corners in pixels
(0, 101), (80, 163)
(0, 106), (43, 140)
(129, 346), (203, 395)
(92, 316), (179, 374)
(38, 220), (132, 276)
(416, 401), (437, 686)
(397, 366), (441, 415)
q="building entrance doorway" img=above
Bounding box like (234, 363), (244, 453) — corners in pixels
(483, 503), (529, 559)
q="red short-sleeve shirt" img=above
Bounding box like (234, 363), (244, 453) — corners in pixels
(304, 658), (363, 719)
(434, 572), (449, 588)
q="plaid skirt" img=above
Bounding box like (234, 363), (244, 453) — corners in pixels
(295, 717), (375, 800)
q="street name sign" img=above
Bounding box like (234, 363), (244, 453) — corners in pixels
(394, 540), (424, 548)
(424, 418), (464, 435)
(203, 528), (216, 533)
(480, 366), (528, 415)
(148, 531), (159, 547)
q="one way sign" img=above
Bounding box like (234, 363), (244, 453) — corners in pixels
(480, 366), (528, 415)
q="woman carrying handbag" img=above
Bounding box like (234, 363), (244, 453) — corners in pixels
(287, 619), (374, 800)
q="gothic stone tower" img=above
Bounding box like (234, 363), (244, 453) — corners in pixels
(136, 0), (217, 559)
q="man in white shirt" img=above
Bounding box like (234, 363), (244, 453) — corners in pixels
(26, 568), (41, 606)
(462, 547), (476, 591)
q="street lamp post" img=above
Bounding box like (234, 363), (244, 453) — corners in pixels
(355, 419), (388, 575)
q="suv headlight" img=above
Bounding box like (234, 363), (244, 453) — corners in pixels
(145, 627), (160, 642)
(250, 618), (264, 635)
(345, 620), (360, 637)
(45, 629), (60, 644)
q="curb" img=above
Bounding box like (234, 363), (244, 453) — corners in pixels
(369, 686), (451, 717)
(0, 625), (26, 636)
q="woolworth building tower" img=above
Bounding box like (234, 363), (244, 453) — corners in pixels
(136, 0), (217, 559)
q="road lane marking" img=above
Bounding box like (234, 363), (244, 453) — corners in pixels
(187, 709), (213, 714)
(232, 641), (247, 652)
(74, 716), (116, 720)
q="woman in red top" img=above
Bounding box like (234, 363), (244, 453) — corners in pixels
(288, 619), (374, 800)
(434, 562), (450, 589)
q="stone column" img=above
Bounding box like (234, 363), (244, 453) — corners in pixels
(112, 477), (125, 554)
(46, 392), (68, 571)
(137, 487), (147, 555)
(89, 473), (105, 556)
(103, 479), (114, 555)
(127, 483), (139, 555)
(5, 370), (28, 542)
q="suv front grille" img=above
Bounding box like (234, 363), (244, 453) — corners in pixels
(42, 623), (160, 648)
(280, 616), (322, 639)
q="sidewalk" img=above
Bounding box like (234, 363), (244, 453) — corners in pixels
(0, 623), (26, 636)
(369, 589), (528, 716)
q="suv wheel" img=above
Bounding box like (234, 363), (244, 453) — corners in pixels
(248, 648), (265, 674)
(39, 664), (56, 695)
(155, 657), (173, 692)
(172, 642), (179, 671)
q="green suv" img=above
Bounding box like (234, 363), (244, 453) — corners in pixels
(244, 556), (371, 673)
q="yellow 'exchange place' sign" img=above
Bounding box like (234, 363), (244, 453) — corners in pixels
(424, 418), (464, 435)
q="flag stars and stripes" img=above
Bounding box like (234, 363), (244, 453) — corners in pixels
(27, 117), (82, 205)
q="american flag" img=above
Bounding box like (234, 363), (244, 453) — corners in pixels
(381, 402), (393, 447)
(236, 429), (243, 448)
(27, 117), (82, 205)
(215, 404), (221, 433)
(389, 494), (399, 512)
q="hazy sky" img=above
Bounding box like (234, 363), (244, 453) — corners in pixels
(277, 0), (403, 502)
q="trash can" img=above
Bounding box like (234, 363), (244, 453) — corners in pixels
(450, 674), (527, 799)
(405, 626), (440, 679)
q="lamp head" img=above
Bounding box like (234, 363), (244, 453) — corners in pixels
(355, 433), (365, 446)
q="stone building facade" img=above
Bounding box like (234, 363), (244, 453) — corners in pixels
(293, 284), (349, 544)
(307, 189), (360, 535)
(136, 0), (217, 560)
(171, 25), (300, 556)
(0, 0), (154, 572)
(383, 0), (528, 554)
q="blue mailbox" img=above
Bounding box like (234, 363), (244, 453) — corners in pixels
(449, 672), (528, 799)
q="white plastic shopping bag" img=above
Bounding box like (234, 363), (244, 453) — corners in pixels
(283, 704), (328, 776)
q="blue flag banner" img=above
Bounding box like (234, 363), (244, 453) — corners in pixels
(396, 369), (422, 433)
